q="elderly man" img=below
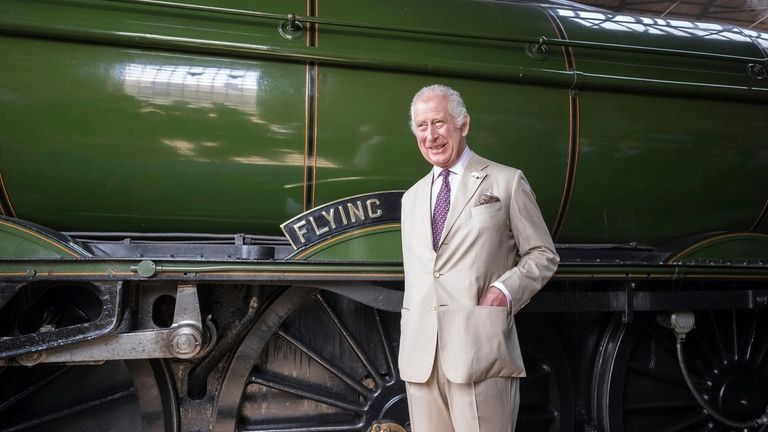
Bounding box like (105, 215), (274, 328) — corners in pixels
(399, 84), (559, 432)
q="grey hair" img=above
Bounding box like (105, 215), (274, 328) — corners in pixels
(409, 84), (468, 134)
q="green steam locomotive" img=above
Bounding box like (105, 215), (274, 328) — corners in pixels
(1, 0), (767, 431)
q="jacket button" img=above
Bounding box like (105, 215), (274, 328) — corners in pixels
(432, 305), (437, 311)
(433, 272), (440, 278)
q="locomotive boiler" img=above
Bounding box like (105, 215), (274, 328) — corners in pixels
(0, 0), (767, 431)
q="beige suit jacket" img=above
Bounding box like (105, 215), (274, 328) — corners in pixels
(399, 152), (559, 384)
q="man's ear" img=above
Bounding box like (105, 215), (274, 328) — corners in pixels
(461, 114), (471, 136)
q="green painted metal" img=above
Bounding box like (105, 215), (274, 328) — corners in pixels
(0, 0), (766, 254)
(668, 233), (768, 264)
(291, 225), (403, 261)
(0, 219), (82, 259)
(563, 91), (768, 245)
(311, 67), (570, 230)
(0, 36), (306, 233)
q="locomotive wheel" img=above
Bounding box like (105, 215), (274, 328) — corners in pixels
(215, 287), (574, 432)
(0, 360), (178, 432)
(0, 283), (178, 432)
(592, 310), (768, 432)
(517, 313), (575, 431)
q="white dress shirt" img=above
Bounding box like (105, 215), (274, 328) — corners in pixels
(429, 147), (512, 306)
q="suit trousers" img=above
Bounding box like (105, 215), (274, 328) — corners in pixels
(405, 351), (519, 432)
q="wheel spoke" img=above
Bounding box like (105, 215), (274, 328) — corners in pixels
(756, 336), (768, 367)
(374, 309), (397, 382)
(277, 329), (372, 398)
(681, 340), (715, 379)
(691, 329), (719, 372)
(521, 346), (549, 367)
(645, 322), (678, 358)
(731, 309), (739, 362)
(1, 388), (136, 432)
(517, 408), (557, 421)
(753, 311), (768, 366)
(241, 422), (362, 432)
(657, 411), (707, 432)
(523, 361), (552, 381)
(742, 310), (759, 361)
(623, 400), (700, 411)
(627, 362), (687, 388)
(704, 311), (728, 365)
(249, 373), (366, 414)
(0, 366), (70, 412)
(315, 294), (383, 389)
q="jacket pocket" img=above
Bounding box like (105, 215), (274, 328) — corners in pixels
(437, 305), (524, 381)
(471, 201), (502, 216)
(470, 202), (502, 226)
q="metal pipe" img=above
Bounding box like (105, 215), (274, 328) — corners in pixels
(2, 22), (766, 103)
(103, 0), (768, 65)
(676, 333), (768, 428)
(539, 36), (767, 64)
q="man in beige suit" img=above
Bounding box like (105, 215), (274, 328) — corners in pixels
(399, 84), (559, 432)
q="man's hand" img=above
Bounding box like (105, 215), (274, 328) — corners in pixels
(478, 286), (509, 307)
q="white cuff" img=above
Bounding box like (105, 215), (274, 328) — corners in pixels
(491, 282), (512, 307)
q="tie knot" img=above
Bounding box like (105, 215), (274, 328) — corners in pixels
(440, 169), (451, 180)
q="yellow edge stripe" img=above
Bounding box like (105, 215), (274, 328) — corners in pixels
(315, 0), (320, 46)
(666, 232), (768, 264)
(294, 223), (401, 260)
(542, 9), (576, 241)
(0, 172), (16, 217)
(312, 64), (319, 209)
(752, 198), (768, 231)
(553, 95), (578, 240)
(303, 63), (310, 211)
(305, 0), (310, 47)
(0, 219), (80, 258)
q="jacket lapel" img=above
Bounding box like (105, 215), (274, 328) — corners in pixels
(439, 153), (489, 248)
(412, 172), (434, 251)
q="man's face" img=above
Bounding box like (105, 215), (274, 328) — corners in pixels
(412, 95), (469, 169)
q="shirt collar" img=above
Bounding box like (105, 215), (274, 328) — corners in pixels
(431, 146), (472, 179)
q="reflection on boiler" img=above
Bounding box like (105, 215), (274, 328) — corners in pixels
(554, 8), (760, 41)
(121, 63), (260, 113)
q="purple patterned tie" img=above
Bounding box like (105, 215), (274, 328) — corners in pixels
(432, 169), (451, 251)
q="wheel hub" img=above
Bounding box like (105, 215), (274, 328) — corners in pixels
(593, 310), (768, 432)
(367, 383), (408, 427)
(369, 421), (407, 432)
(715, 363), (768, 421)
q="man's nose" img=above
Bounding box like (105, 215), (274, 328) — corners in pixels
(426, 125), (437, 141)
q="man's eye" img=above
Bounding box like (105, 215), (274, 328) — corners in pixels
(433, 121), (445, 128)
(416, 123), (427, 130)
